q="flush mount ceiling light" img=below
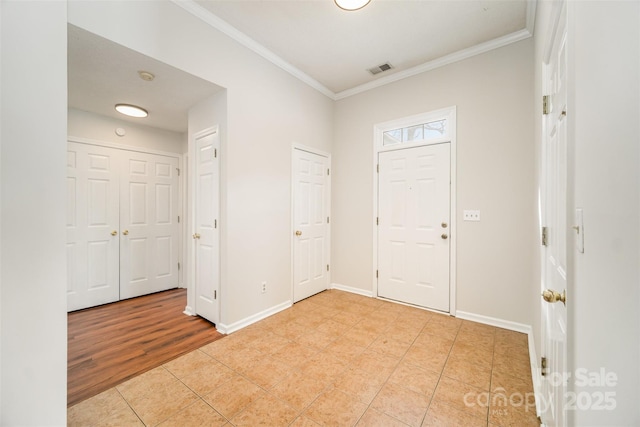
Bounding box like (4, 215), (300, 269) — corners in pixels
(115, 104), (148, 118)
(335, 0), (371, 11)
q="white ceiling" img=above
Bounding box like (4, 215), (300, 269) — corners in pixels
(194, 0), (532, 95)
(68, 0), (533, 133)
(68, 25), (223, 133)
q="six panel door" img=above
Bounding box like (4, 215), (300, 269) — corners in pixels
(193, 130), (220, 324)
(293, 149), (330, 303)
(378, 143), (451, 312)
(120, 152), (180, 300)
(67, 143), (120, 311)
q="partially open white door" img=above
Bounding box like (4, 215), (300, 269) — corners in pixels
(67, 142), (120, 311)
(378, 143), (451, 312)
(193, 129), (220, 324)
(120, 152), (180, 299)
(293, 148), (330, 303)
(541, 2), (568, 425)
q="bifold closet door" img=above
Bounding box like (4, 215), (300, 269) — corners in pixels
(120, 152), (180, 300)
(67, 142), (120, 311)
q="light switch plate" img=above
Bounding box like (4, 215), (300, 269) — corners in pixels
(463, 210), (480, 221)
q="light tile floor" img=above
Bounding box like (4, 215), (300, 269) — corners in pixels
(68, 290), (540, 426)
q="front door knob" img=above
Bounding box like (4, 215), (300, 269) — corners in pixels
(542, 289), (566, 305)
(441, 233), (448, 240)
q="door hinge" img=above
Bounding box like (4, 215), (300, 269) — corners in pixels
(376, 270), (379, 278)
(541, 356), (547, 376)
(327, 168), (330, 176)
(214, 148), (218, 158)
(327, 216), (330, 224)
(543, 95), (550, 115)
(178, 262), (181, 271)
(377, 164), (379, 173)
(376, 217), (379, 226)
(214, 290), (217, 299)
(541, 226), (548, 246)
(327, 264), (330, 272)
(214, 219), (217, 229)
(178, 215), (180, 223)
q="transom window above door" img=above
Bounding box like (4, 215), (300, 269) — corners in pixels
(383, 118), (448, 146)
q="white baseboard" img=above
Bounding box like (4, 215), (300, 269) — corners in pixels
(216, 300), (292, 335)
(455, 310), (530, 333)
(330, 282), (373, 297)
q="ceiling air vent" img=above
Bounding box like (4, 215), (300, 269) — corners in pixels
(367, 62), (393, 75)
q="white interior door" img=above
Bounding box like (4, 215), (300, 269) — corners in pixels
(378, 143), (450, 312)
(120, 152), (180, 300)
(541, 2), (568, 425)
(67, 142), (120, 311)
(293, 148), (329, 303)
(193, 130), (220, 324)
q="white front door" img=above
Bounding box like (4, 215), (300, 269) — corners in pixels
(67, 142), (120, 311)
(193, 130), (220, 324)
(541, 2), (568, 425)
(378, 143), (451, 312)
(120, 152), (180, 299)
(293, 148), (330, 302)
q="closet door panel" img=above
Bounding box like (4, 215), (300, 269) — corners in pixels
(66, 142), (120, 311)
(120, 151), (179, 299)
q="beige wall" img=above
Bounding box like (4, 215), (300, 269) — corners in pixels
(332, 39), (536, 325)
(68, 0), (334, 327)
(567, 1), (640, 424)
(1, 1), (68, 424)
(534, 1), (640, 424)
(68, 108), (186, 153)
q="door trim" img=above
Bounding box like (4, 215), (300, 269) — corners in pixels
(291, 144), (331, 304)
(68, 136), (183, 159)
(372, 106), (457, 314)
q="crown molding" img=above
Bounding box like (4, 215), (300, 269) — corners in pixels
(334, 28), (533, 100)
(526, 0), (538, 35)
(170, 0), (336, 100)
(172, 0), (537, 101)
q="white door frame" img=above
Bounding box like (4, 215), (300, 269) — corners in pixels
(291, 144), (331, 304)
(372, 106), (457, 314)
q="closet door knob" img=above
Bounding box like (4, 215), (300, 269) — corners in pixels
(111, 230), (117, 236)
(122, 230), (129, 236)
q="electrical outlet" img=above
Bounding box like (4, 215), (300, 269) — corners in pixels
(261, 281), (267, 293)
(463, 210), (481, 221)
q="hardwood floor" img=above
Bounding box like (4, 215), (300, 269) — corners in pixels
(68, 288), (224, 407)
